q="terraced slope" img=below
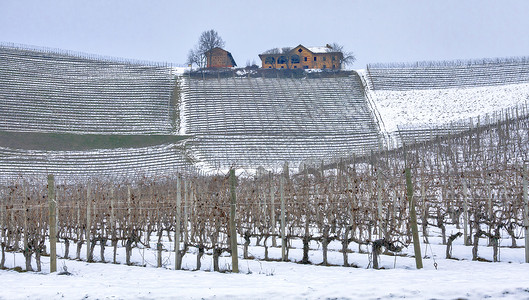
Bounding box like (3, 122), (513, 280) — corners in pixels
(366, 57), (529, 91)
(0, 44), (178, 134)
(0, 44), (190, 182)
(183, 76), (381, 170)
(0, 143), (195, 183)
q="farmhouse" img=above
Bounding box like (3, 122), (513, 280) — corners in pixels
(259, 44), (343, 70)
(205, 47), (237, 68)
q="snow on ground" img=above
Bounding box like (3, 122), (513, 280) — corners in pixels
(1, 229), (529, 300)
(171, 67), (189, 76)
(370, 83), (529, 133)
(178, 76), (188, 136)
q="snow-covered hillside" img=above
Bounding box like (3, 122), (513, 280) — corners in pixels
(359, 60), (529, 147)
(372, 83), (529, 133)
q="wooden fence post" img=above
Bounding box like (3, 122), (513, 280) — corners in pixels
(175, 176), (182, 270)
(184, 180), (189, 244)
(376, 171), (386, 239)
(462, 180), (470, 246)
(86, 184), (92, 262)
(229, 169), (239, 273)
(0, 186), (3, 268)
(110, 189), (116, 264)
(269, 172), (277, 247)
(23, 186), (32, 271)
(523, 163), (529, 263)
(280, 175), (286, 261)
(126, 185), (132, 245)
(405, 168), (423, 269)
(47, 174), (57, 273)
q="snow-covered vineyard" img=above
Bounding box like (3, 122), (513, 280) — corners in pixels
(2, 113), (529, 299)
(2, 43), (529, 299)
(2, 44), (529, 179)
(0, 44), (178, 135)
(182, 76), (380, 171)
(0, 143), (196, 183)
(362, 59), (529, 147)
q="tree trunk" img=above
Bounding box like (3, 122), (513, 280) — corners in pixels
(243, 231), (251, 259)
(0, 242), (5, 269)
(372, 239), (383, 269)
(213, 248), (221, 272)
(112, 239), (118, 264)
(76, 241), (83, 260)
(446, 232), (462, 259)
(35, 245), (42, 272)
(125, 239), (133, 265)
(472, 230), (485, 261)
(322, 226), (330, 266)
(63, 238), (70, 259)
(261, 235), (268, 260)
(301, 235), (310, 264)
(24, 249), (33, 272)
(100, 238), (106, 263)
(196, 246), (204, 270)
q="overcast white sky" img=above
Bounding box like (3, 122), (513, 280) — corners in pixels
(1, 0), (529, 69)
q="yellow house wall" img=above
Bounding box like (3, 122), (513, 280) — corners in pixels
(260, 46), (342, 69)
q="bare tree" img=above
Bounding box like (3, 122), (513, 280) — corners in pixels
(187, 47), (206, 69)
(186, 49), (197, 69)
(187, 29), (225, 69)
(263, 48), (281, 55)
(329, 43), (356, 68)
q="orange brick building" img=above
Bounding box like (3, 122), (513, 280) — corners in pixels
(259, 44), (343, 70)
(206, 47), (237, 68)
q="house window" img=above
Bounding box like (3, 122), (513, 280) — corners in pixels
(291, 54), (300, 64)
(304, 57), (308, 61)
(294, 66), (297, 68)
(332, 56), (336, 61)
(323, 56), (326, 61)
(281, 66), (284, 69)
(332, 65), (336, 69)
(323, 65), (326, 69)
(298, 48), (303, 53)
(265, 57), (275, 64)
(278, 56), (288, 64)
(314, 57), (317, 61)
(303, 66), (308, 69)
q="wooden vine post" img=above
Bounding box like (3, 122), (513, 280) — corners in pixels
(280, 175), (286, 261)
(462, 180), (470, 246)
(269, 172), (277, 247)
(523, 163), (529, 263)
(110, 189), (116, 264)
(376, 171), (386, 238)
(281, 163), (289, 261)
(47, 174), (57, 273)
(86, 184), (92, 262)
(0, 187), (3, 269)
(23, 186), (32, 271)
(229, 168), (239, 273)
(175, 176), (182, 270)
(406, 168), (423, 269)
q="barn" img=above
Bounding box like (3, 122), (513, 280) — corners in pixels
(205, 47), (237, 68)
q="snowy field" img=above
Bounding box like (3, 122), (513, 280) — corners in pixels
(370, 83), (529, 133)
(1, 231), (529, 300)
